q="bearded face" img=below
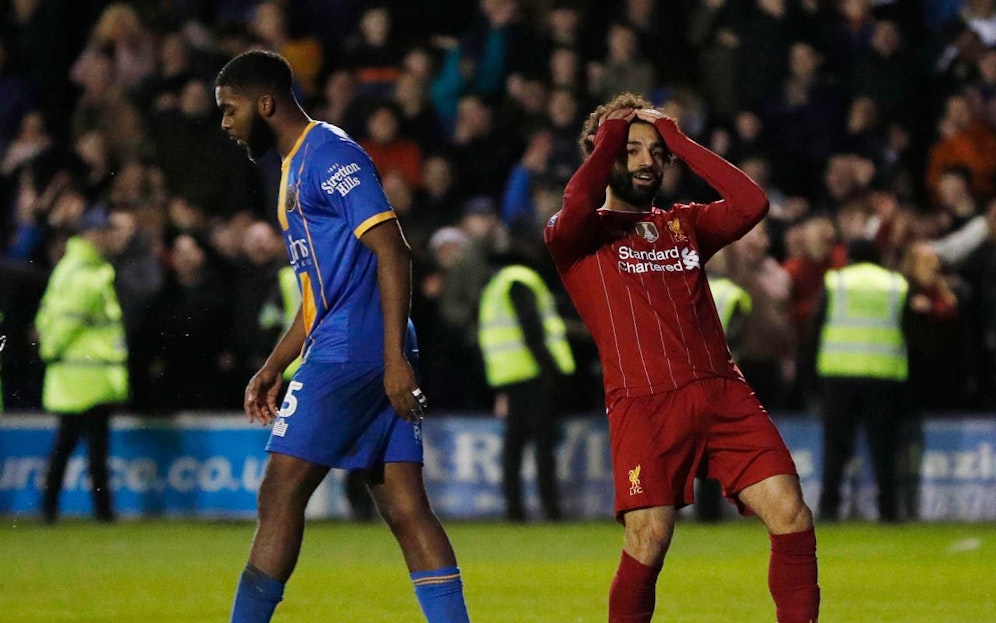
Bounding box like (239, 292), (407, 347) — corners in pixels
(216, 85), (277, 163)
(609, 163), (662, 207)
(606, 120), (668, 209)
(244, 111), (276, 162)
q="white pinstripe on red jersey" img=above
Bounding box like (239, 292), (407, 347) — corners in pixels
(550, 205), (740, 400)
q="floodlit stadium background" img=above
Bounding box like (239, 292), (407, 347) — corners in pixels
(1, 1), (995, 620)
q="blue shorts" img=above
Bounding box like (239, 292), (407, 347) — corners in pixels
(265, 359), (423, 470)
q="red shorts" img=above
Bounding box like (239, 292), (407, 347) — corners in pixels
(608, 376), (797, 521)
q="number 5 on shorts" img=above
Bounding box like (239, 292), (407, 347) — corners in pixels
(280, 381), (304, 417)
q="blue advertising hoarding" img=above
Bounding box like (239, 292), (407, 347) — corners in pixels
(0, 413), (993, 521)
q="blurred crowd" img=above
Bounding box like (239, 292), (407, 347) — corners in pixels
(1, 0), (994, 415)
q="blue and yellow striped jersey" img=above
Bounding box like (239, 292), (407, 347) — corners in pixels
(277, 120), (401, 363)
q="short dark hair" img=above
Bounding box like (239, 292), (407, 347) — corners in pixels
(215, 50), (293, 96)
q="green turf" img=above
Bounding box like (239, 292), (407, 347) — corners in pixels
(1, 518), (993, 621)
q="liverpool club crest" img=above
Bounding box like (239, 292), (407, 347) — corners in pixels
(667, 219), (688, 242)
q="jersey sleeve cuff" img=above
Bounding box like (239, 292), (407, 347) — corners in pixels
(353, 210), (397, 238)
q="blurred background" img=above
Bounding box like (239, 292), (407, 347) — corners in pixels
(0, 0), (993, 523)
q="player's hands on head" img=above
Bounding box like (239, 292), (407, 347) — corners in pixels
(244, 365), (283, 426)
(634, 108), (667, 124)
(384, 354), (427, 423)
(635, 108), (679, 134)
(598, 108), (636, 126)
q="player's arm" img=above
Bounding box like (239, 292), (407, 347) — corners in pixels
(244, 306), (305, 426)
(360, 219), (425, 422)
(638, 110), (768, 257)
(545, 110), (633, 260)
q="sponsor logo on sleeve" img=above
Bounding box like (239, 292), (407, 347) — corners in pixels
(321, 162), (362, 197)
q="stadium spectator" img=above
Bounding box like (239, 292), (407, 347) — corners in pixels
(84, 3), (156, 91)
(0, 35), (34, 151)
(417, 226), (471, 410)
(588, 22), (655, 102)
(248, 2), (322, 98)
(0, 110), (51, 178)
(925, 92), (996, 201)
(727, 218), (796, 409)
(411, 153), (461, 238)
(544, 94), (818, 623)
(311, 69), (365, 137)
(147, 232), (236, 410)
(107, 206), (162, 413)
(847, 20), (918, 121)
(215, 50), (470, 623)
(783, 213), (848, 405)
(391, 67), (444, 150)
(438, 196), (505, 409)
(762, 40), (848, 197)
(339, 4), (403, 98)
(360, 101), (423, 189)
(449, 93), (516, 199)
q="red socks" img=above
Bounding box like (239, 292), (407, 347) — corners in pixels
(769, 529), (820, 623)
(608, 551), (662, 623)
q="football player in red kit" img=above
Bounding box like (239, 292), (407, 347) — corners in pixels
(544, 93), (819, 623)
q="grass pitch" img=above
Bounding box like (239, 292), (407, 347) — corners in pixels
(1, 518), (993, 622)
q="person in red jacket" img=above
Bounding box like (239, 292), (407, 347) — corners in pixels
(544, 93), (819, 623)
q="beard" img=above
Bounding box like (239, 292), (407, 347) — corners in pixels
(609, 167), (661, 208)
(245, 114), (277, 162)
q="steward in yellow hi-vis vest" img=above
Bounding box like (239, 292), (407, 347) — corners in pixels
(35, 236), (128, 413)
(479, 265), (575, 387)
(814, 239), (910, 524)
(708, 276), (752, 336)
(258, 265), (303, 381)
(35, 206), (127, 523)
(478, 262), (575, 521)
(816, 264), (909, 381)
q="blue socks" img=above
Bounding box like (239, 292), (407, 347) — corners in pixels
(411, 566), (470, 623)
(230, 563), (468, 622)
(231, 564), (284, 623)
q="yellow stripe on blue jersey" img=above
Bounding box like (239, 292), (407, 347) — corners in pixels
(354, 211), (398, 239)
(277, 121), (398, 363)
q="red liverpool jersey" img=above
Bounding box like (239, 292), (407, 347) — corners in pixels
(545, 117), (769, 400)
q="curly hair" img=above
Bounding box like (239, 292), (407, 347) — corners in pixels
(577, 92), (654, 159)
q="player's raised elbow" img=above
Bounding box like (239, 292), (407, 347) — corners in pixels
(744, 188), (769, 220)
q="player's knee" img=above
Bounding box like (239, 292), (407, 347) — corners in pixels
(769, 497), (814, 535)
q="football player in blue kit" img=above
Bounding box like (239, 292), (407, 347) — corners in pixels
(215, 50), (470, 623)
